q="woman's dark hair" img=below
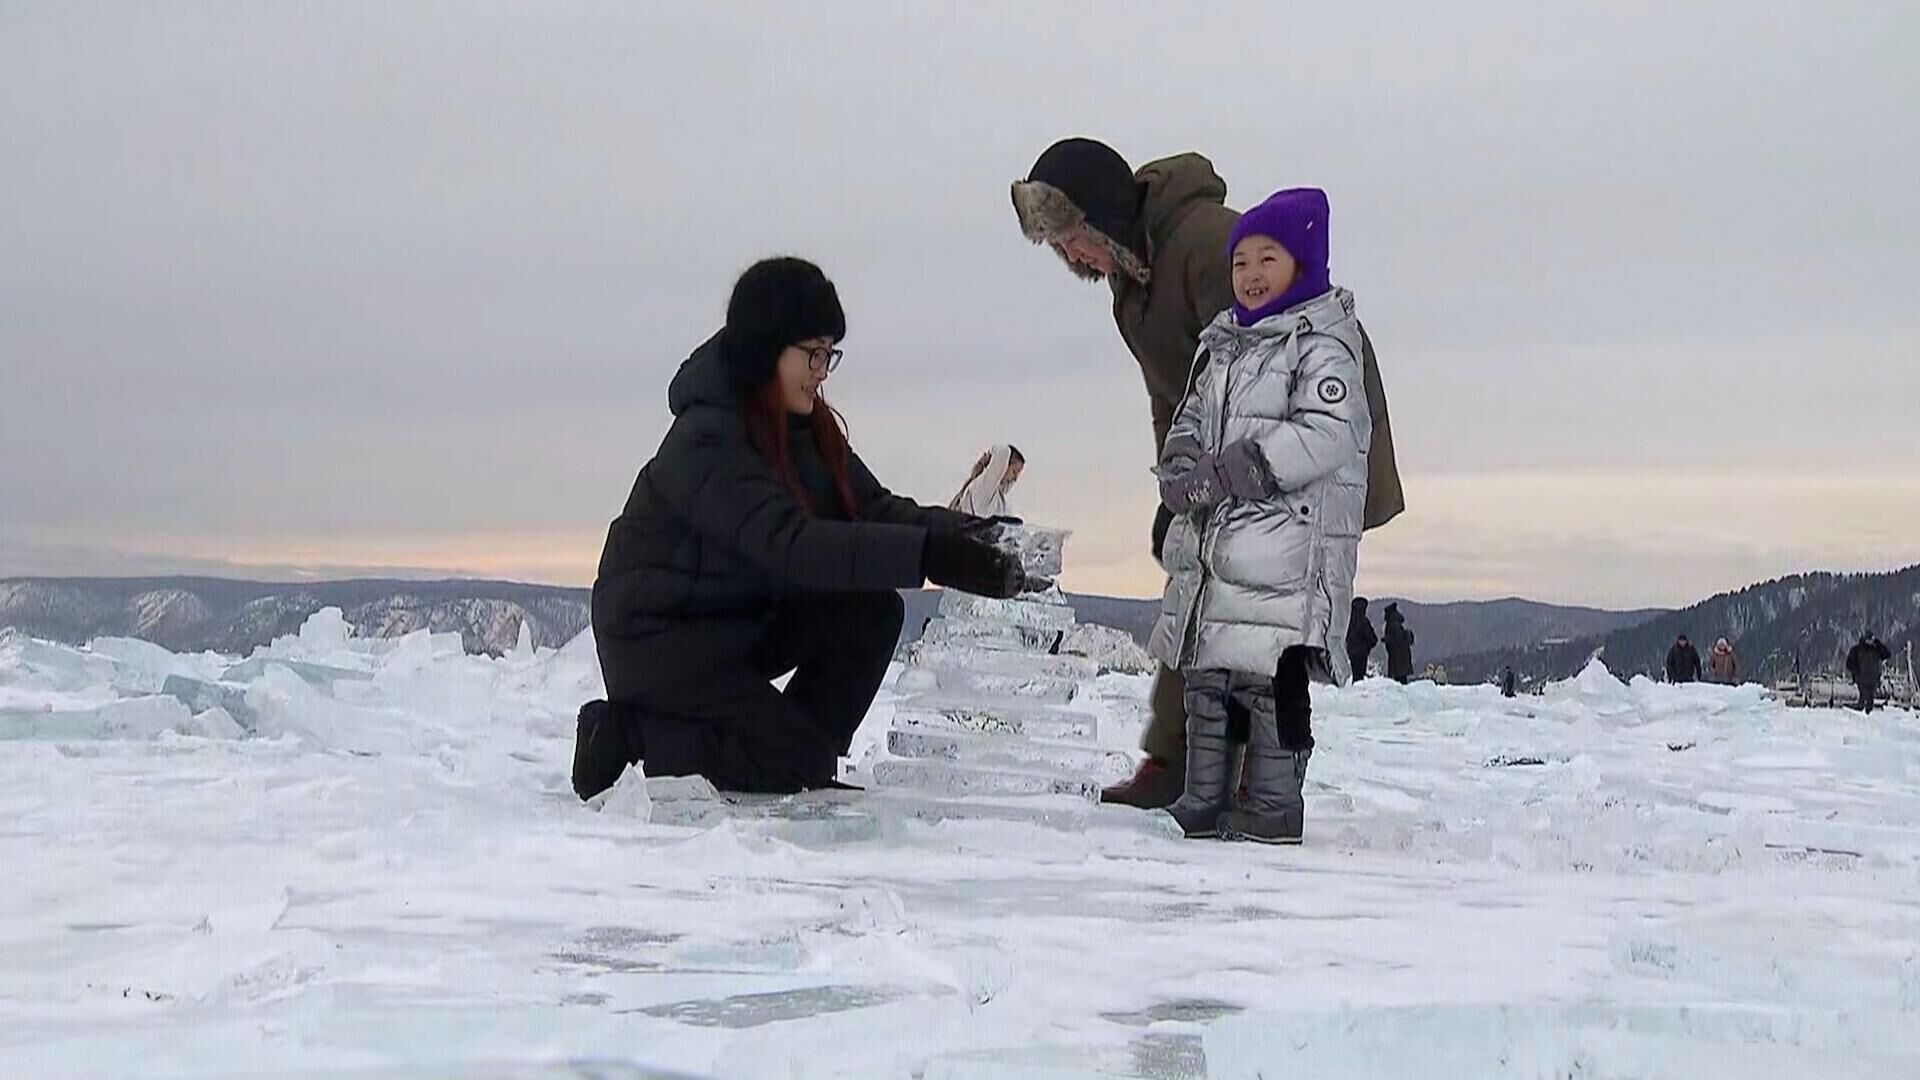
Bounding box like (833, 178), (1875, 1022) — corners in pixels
(742, 382), (859, 520)
(1008, 445), (1026, 466)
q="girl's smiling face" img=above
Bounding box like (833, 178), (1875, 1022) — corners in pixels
(1230, 234), (1299, 313)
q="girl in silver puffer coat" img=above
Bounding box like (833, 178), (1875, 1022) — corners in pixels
(1148, 188), (1371, 844)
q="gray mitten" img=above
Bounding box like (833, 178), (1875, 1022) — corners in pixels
(1159, 433), (1204, 468)
(1218, 440), (1276, 500)
(1160, 454), (1227, 513)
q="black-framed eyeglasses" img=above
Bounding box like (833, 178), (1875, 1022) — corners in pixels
(800, 345), (844, 374)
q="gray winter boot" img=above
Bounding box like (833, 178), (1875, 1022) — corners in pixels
(1220, 693), (1309, 845)
(1163, 671), (1242, 839)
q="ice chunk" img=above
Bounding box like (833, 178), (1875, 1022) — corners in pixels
(919, 666), (1080, 704)
(87, 637), (200, 692)
(907, 643), (1100, 681)
(921, 619), (1065, 654)
(0, 696), (195, 740)
(1058, 623), (1155, 674)
(936, 592), (1076, 631)
(219, 657), (371, 690)
(643, 774), (727, 828)
(589, 764), (653, 820)
(1554, 656), (1639, 717)
(887, 727), (1132, 780)
(871, 758), (1103, 801)
(182, 707), (247, 739)
(161, 674), (259, 733)
(2, 638), (120, 693)
(295, 606), (352, 653)
(988, 523), (1070, 578)
(894, 702), (1098, 741)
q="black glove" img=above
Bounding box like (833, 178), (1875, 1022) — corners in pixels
(1151, 505), (1173, 563)
(958, 514), (1023, 539)
(923, 530), (1024, 599)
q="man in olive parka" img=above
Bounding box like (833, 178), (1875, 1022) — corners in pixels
(1012, 137), (1404, 807)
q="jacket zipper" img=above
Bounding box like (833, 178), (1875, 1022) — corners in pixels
(1182, 340), (1240, 668)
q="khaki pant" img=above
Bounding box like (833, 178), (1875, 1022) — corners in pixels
(1142, 662), (1188, 762)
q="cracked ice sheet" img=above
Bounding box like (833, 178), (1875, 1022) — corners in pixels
(1, 633), (1919, 1079)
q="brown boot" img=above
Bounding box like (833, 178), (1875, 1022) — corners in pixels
(1100, 756), (1185, 809)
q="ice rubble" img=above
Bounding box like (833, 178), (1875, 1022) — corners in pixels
(870, 525), (1146, 802)
(4, 587), (1920, 1078)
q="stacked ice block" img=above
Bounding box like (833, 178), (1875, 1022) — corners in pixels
(872, 525), (1133, 800)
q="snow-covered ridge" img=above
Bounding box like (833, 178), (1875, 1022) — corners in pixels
(0, 577), (590, 656)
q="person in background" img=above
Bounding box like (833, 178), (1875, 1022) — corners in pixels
(1501, 666), (1519, 698)
(1383, 602), (1415, 683)
(1010, 137), (1405, 811)
(575, 257), (1033, 799)
(1346, 597), (1378, 682)
(950, 444), (1026, 518)
(1707, 638), (1738, 684)
(1666, 634), (1702, 683)
(1846, 631), (1892, 713)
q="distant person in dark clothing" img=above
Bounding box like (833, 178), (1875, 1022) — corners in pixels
(1846, 631), (1892, 713)
(1665, 635), (1702, 683)
(1707, 638), (1738, 684)
(1382, 603), (1415, 684)
(574, 257), (1030, 799)
(1346, 597), (1378, 681)
(1501, 666), (1519, 698)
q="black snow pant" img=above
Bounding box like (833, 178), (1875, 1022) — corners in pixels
(1273, 645), (1315, 752)
(1347, 646), (1371, 683)
(600, 590), (903, 794)
(1857, 681), (1878, 713)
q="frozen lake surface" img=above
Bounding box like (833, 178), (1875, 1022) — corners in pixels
(3, 616), (1918, 1079)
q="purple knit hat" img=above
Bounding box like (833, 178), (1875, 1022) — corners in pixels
(1228, 188), (1330, 326)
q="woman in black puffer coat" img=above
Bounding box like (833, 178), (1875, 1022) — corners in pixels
(573, 257), (1027, 799)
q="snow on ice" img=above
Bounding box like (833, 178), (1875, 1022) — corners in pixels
(2, 612), (1919, 1079)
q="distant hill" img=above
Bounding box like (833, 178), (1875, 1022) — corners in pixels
(0, 577), (591, 656)
(1375, 597), (1664, 670)
(904, 591), (1661, 671)
(1443, 565), (1920, 686)
(1, 576), (1670, 668)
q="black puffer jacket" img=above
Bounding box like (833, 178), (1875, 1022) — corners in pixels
(1665, 641), (1702, 683)
(1382, 605), (1415, 682)
(1345, 599), (1378, 670)
(593, 334), (967, 657)
(1847, 636), (1891, 688)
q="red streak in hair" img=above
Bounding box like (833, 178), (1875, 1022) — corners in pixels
(742, 381), (859, 519)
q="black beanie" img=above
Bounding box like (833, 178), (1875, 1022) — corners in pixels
(1026, 138), (1140, 241)
(720, 257), (846, 390)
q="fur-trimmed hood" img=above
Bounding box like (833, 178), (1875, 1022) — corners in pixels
(1010, 177), (1149, 284)
(1011, 152), (1230, 287)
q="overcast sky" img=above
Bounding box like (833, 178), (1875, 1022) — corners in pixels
(3, 2), (1916, 608)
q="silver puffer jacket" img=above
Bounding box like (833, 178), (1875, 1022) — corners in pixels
(1148, 288), (1372, 682)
